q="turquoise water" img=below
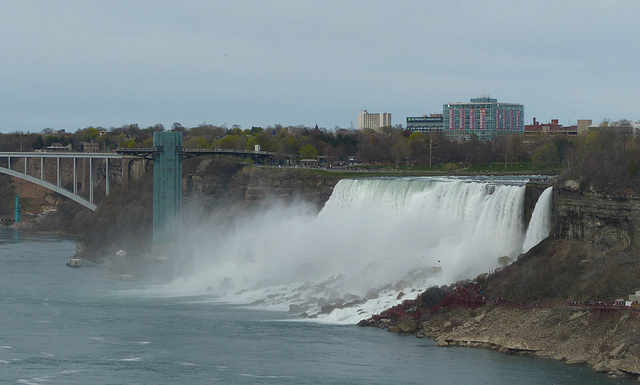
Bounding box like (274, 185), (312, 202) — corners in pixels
(0, 228), (634, 384)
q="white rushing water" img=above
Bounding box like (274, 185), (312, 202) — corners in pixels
(169, 177), (551, 324)
(522, 186), (553, 253)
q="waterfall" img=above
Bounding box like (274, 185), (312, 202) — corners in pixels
(319, 177), (527, 280)
(522, 186), (553, 253)
(170, 176), (536, 324)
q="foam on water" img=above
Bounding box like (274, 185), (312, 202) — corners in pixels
(165, 177), (552, 324)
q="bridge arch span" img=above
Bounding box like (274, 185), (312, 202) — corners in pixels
(0, 166), (97, 211)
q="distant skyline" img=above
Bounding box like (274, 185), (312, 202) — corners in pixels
(2, 1), (639, 133)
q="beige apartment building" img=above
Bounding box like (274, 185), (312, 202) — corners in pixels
(357, 110), (391, 131)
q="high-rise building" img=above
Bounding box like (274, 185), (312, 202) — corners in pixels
(357, 110), (391, 131)
(442, 97), (524, 140)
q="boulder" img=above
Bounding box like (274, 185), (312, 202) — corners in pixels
(609, 343), (627, 358)
(592, 361), (608, 373)
(498, 346), (510, 354)
(436, 336), (449, 347)
(419, 287), (448, 308)
(397, 316), (418, 333)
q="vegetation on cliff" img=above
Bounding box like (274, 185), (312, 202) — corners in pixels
(482, 238), (640, 304)
(560, 127), (640, 191)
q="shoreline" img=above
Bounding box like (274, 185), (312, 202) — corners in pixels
(361, 303), (640, 379)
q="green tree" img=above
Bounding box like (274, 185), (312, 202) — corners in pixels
(226, 127), (243, 136)
(122, 138), (138, 148)
(562, 129), (636, 189)
(32, 135), (44, 150)
(532, 142), (560, 170)
(44, 135), (58, 147)
(195, 137), (210, 149)
(142, 137), (153, 149)
(282, 136), (300, 155)
(245, 136), (258, 151)
(392, 136), (411, 167)
(219, 134), (245, 150)
(77, 127), (100, 142)
(496, 134), (527, 167)
(299, 144), (319, 159)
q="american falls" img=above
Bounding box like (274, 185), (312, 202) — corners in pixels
(163, 176), (553, 324)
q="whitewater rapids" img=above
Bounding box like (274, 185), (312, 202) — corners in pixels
(164, 176), (552, 324)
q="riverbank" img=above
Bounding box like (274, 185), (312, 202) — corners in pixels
(361, 234), (640, 379)
(362, 295), (640, 379)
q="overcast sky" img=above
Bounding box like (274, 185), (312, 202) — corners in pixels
(1, 1), (638, 133)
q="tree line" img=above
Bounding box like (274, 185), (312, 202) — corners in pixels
(0, 119), (638, 189)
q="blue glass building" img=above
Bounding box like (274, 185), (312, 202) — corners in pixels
(442, 97), (524, 140)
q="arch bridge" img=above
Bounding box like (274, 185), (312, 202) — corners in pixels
(0, 151), (122, 211)
(2, 134), (275, 249)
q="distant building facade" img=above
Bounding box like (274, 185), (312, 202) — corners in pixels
(442, 97), (524, 140)
(406, 114), (443, 134)
(525, 118), (577, 135)
(357, 110), (391, 131)
(81, 142), (101, 152)
(524, 118), (592, 136)
(45, 143), (72, 152)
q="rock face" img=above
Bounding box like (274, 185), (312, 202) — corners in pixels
(183, 158), (340, 210)
(482, 183), (640, 303)
(552, 183), (640, 249)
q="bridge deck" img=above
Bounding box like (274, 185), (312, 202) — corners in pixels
(0, 151), (123, 159)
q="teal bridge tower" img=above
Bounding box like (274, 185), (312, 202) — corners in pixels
(152, 132), (183, 250)
(118, 131), (274, 252)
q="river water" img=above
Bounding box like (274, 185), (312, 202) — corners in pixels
(0, 228), (635, 384)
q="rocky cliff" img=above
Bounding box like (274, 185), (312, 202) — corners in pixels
(553, 181), (640, 250)
(183, 158), (339, 210)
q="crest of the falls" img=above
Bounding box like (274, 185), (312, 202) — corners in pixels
(172, 176), (551, 324)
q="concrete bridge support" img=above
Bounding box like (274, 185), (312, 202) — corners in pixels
(121, 156), (151, 187)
